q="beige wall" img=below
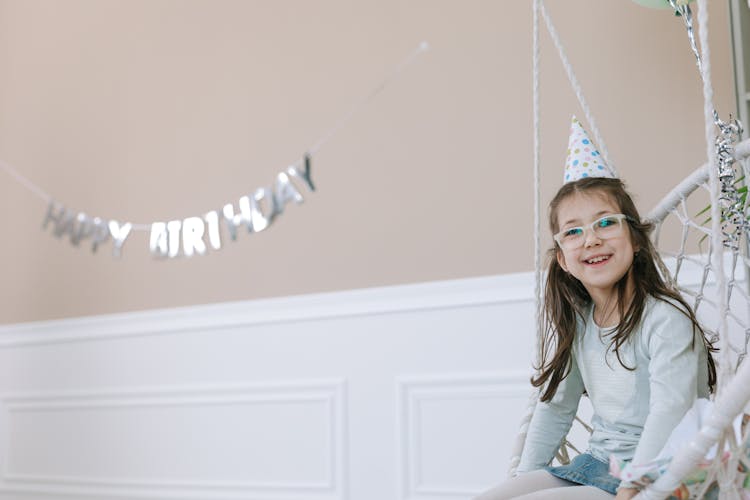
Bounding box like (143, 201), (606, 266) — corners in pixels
(0, 0), (736, 323)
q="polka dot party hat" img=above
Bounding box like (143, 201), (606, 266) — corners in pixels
(564, 116), (615, 183)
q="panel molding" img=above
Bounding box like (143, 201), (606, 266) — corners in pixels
(0, 254), (721, 348)
(0, 274), (534, 347)
(0, 379), (347, 500)
(396, 372), (530, 500)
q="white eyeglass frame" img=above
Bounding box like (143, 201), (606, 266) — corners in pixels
(553, 213), (633, 248)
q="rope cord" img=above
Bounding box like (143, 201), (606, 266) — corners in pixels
(532, 0), (543, 369)
(532, 0), (543, 381)
(0, 159), (52, 203)
(537, 0), (616, 177)
(508, 0), (543, 478)
(636, 2), (744, 496)
(307, 42), (430, 157)
(694, 0), (731, 392)
(510, 0), (626, 473)
(513, 0), (750, 490)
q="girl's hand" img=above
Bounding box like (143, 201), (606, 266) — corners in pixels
(615, 487), (639, 499)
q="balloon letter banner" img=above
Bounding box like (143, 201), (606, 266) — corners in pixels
(42, 156), (314, 259)
(26, 42), (426, 261)
(42, 202), (132, 257)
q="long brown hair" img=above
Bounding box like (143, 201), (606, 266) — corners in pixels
(532, 177), (717, 402)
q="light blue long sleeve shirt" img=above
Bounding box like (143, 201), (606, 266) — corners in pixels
(518, 296), (710, 472)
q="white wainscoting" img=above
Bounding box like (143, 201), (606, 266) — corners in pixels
(0, 273), (538, 500)
(0, 257), (738, 500)
(396, 373), (530, 500)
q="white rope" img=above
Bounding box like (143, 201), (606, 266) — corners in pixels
(510, 0), (623, 474)
(0, 159), (52, 203)
(307, 41), (430, 156)
(637, 347), (750, 499)
(532, 0), (543, 364)
(512, 0), (750, 486)
(0, 42), (430, 232)
(638, 154), (750, 497)
(508, 0), (543, 477)
(538, 0), (616, 177)
(636, 2), (737, 497)
(736, 137), (750, 160)
(694, 0), (731, 393)
(508, 390), (538, 476)
(645, 164), (708, 224)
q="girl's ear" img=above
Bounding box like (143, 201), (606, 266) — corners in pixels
(556, 249), (568, 272)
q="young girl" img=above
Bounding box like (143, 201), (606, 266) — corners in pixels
(476, 175), (716, 500)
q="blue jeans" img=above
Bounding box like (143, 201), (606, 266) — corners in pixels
(546, 453), (621, 495)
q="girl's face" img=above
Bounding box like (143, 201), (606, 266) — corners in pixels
(554, 190), (636, 306)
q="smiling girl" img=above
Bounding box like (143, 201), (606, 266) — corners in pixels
(475, 119), (716, 500)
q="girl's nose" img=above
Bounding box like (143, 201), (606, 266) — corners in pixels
(583, 227), (602, 247)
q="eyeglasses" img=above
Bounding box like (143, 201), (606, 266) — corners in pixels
(554, 214), (633, 249)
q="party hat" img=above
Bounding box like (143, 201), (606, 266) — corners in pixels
(564, 116), (615, 183)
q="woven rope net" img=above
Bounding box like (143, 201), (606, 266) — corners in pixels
(511, 0), (750, 498)
(633, 139), (750, 499)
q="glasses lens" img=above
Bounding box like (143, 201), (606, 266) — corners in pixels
(592, 215), (623, 238)
(558, 227), (583, 248)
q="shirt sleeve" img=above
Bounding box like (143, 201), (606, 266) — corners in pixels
(517, 355), (585, 472)
(631, 303), (703, 465)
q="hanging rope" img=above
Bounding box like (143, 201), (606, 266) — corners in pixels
(509, 0), (621, 475)
(508, 0), (543, 478)
(636, 0), (739, 497)
(693, 0), (730, 395)
(531, 0), (543, 370)
(509, 0), (621, 474)
(538, 0), (616, 177)
(0, 159), (52, 203)
(634, 136), (750, 498)
(512, 2), (750, 494)
(531, 0), (543, 392)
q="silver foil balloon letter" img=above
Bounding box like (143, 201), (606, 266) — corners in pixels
(182, 217), (207, 257)
(274, 172), (304, 214)
(204, 210), (222, 250)
(248, 188), (277, 233)
(70, 213), (93, 246)
(42, 201), (76, 238)
(167, 220), (182, 258)
(286, 155), (315, 192)
(55, 213), (76, 238)
(150, 222), (169, 258)
(222, 201), (251, 241)
(108, 220), (132, 258)
(90, 217), (110, 253)
(42, 201), (67, 234)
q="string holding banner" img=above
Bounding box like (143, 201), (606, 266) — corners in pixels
(1, 42), (429, 259)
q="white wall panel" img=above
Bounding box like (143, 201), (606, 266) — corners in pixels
(396, 373), (529, 500)
(0, 273), (537, 500)
(0, 381), (345, 499)
(0, 260), (730, 499)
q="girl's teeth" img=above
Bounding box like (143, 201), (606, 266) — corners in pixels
(587, 256), (608, 264)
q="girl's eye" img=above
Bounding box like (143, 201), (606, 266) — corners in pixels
(564, 227), (583, 237)
(597, 216), (617, 228)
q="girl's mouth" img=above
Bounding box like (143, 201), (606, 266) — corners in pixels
(584, 255), (611, 265)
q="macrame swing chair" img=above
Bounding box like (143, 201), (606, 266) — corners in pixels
(510, 1), (750, 498)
